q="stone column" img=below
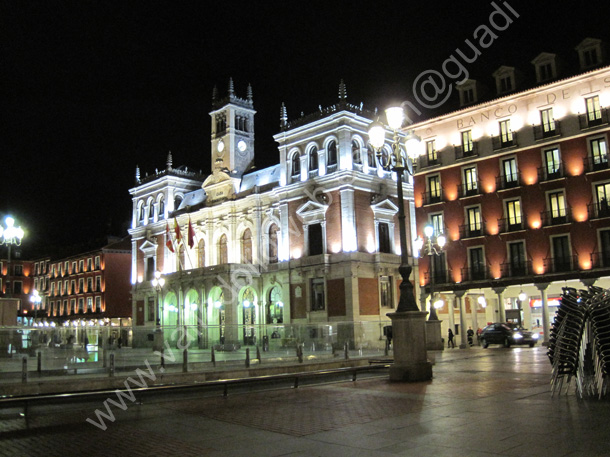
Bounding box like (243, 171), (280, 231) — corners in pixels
(493, 286), (506, 323)
(535, 282), (550, 346)
(455, 290), (468, 349)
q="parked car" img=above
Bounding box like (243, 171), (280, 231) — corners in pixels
(480, 323), (539, 348)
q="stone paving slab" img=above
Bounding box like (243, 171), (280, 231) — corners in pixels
(0, 347), (609, 457)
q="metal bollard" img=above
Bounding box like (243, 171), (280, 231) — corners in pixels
(297, 345), (303, 363)
(245, 348), (250, 368)
(37, 351), (42, 373)
(256, 345), (261, 362)
(22, 357), (27, 383)
(384, 339), (389, 356)
(211, 346), (216, 367)
(183, 349), (188, 373)
(344, 342), (349, 360)
(109, 353), (115, 377)
(160, 348), (165, 370)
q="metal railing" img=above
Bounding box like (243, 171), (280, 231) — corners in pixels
(533, 121), (562, 140)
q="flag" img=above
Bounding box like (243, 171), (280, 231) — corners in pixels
(187, 216), (195, 249)
(174, 217), (182, 244)
(165, 222), (174, 253)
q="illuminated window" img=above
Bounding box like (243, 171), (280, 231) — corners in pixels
(463, 166), (478, 195)
(586, 96), (602, 124)
(543, 147), (561, 179)
(502, 157), (518, 186)
(499, 120), (513, 145)
(430, 213), (444, 236)
(310, 278), (325, 311)
(426, 140), (437, 163)
(427, 175), (441, 203)
(218, 234), (228, 264)
(548, 191), (567, 218)
(87, 297), (93, 311)
(541, 108), (556, 134)
(590, 137), (608, 168)
(380, 276), (394, 308)
(461, 130), (473, 153)
(466, 206), (482, 236)
(506, 199), (522, 229)
(595, 182), (610, 217)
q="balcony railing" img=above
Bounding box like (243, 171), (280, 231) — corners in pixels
(418, 155), (440, 169)
(492, 131), (518, 150)
(496, 173), (523, 190)
(533, 121), (562, 140)
(543, 255), (578, 274)
(537, 163), (565, 182)
(540, 210), (572, 227)
(424, 269), (451, 285)
(422, 190), (444, 205)
(457, 182), (481, 198)
(500, 260), (532, 278)
(454, 142), (479, 160)
(591, 251), (610, 269)
(584, 156), (610, 173)
(588, 201), (610, 220)
(579, 108), (609, 130)
(498, 217), (524, 233)
(459, 223), (485, 239)
(460, 265), (490, 282)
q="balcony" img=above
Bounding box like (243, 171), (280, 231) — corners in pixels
(579, 108), (609, 130)
(421, 190), (444, 206)
(457, 181), (481, 198)
(540, 209), (572, 227)
(591, 251), (610, 269)
(584, 156), (610, 173)
(460, 265), (490, 282)
(500, 260), (532, 278)
(533, 121), (562, 141)
(537, 163), (565, 182)
(496, 173), (523, 190)
(459, 223), (484, 239)
(588, 201), (610, 220)
(498, 217), (524, 233)
(454, 142), (479, 160)
(418, 155), (440, 169)
(543, 255), (578, 274)
(492, 131), (518, 151)
(424, 269), (451, 285)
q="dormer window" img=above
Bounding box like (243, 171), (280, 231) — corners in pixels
(575, 38), (603, 70)
(531, 52), (557, 83)
(456, 79), (478, 107)
(492, 66), (516, 95)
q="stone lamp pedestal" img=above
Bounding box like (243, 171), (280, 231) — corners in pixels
(388, 311), (433, 382)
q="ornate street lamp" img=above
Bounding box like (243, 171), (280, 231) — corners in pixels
(368, 107), (424, 312)
(414, 224), (447, 320)
(0, 216), (24, 297)
(151, 270), (165, 327)
(368, 106), (432, 382)
(30, 289), (41, 324)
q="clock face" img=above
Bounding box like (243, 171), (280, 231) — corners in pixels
(217, 140), (225, 153)
(237, 140), (247, 152)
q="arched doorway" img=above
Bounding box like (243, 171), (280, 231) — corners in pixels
(240, 287), (257, 345)
(267, 286), (284, 324)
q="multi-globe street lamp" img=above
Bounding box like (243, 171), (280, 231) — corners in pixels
(151, 270), (165, 327)
(414, 224), (447, 321)
(368, 106), (433, 382)
(30, 289), (41, 324)
(0, 216), (24, 296)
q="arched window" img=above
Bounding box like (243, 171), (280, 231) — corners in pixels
(242, 229), (252, 264)
(309, 146), (318, 174)
(367, 145), (376, 168)
(218, 234), (228, 264)
(352, 140), (362, 164)
(268, 286), (283, 324)
(198, 239), (205, 267)
(291, 153), (301, 178)
(327, 140), (337, 166)
(269, 224), (279, 264)
(148, 200), (154, 222)
(139, 202), (145, 223)
(174, 195), (183, 211)
(158, 197), (165, 220)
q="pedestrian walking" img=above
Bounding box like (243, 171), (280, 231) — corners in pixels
(467, 327), (475, 346)
(447, 329), (455, 348)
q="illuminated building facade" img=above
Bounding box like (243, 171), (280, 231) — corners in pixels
(0, 256), (35, 326)
(128, 81), (417, 348)
(411, 39), (610, 342)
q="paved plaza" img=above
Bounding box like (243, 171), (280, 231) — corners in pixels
(0, 346), (608, 457)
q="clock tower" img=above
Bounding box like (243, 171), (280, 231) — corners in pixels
(210, 78), (256, 177)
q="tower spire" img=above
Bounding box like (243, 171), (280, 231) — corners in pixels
(166, 151), (173, 170)
(135, 165), (140, 183)
(338, 79), (347, 103)
(280, 102), (288, 129)
(247, 83), (253, 102)
(228, 77), (234, 97)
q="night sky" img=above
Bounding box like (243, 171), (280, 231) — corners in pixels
(2, 0), (610, 256)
